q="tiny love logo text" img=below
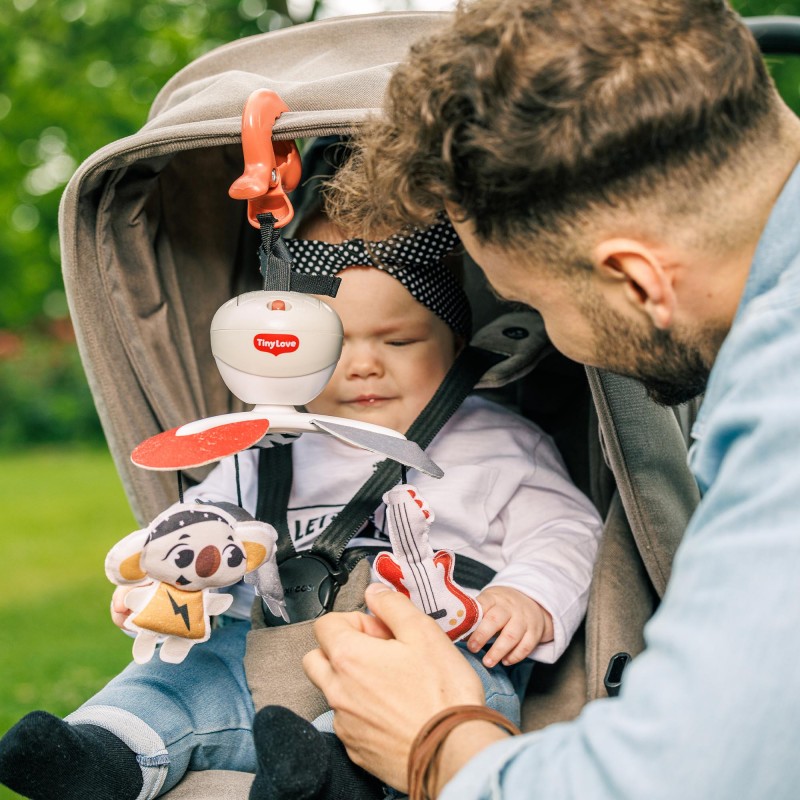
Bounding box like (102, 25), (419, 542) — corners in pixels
(253, 333), (300, 356)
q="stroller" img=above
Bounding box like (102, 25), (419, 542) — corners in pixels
(58, 11), (800, 799)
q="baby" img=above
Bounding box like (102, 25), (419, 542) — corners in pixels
(0, 152), (602, 800)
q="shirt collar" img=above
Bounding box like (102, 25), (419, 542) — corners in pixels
(734, 160), (800, 322)
(690, 158), (800, 444)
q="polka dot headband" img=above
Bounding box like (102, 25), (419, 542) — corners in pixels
(283, 219), (472, 339)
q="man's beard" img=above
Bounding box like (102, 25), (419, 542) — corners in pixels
(616, 327), (711, 406)
(585, 297), (724, 407)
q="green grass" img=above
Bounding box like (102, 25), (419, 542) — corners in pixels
(0, 447), (137, 800)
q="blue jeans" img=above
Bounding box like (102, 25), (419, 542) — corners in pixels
(68, 623), (532, 799)
(67, 619), (254, 799)
(457, 641), (534, 728)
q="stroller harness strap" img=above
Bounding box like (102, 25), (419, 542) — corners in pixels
(255, 344), (501, 622)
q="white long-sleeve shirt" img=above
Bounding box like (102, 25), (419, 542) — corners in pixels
(185, 394), (602, 663)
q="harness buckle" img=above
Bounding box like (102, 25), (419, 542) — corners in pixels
(262, 552), (348, 625)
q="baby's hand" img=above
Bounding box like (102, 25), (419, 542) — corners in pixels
(110, 584), (151, 629)
(468, 586), (554, 668)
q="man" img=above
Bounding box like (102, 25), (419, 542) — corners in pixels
(303, 1), (800, 798)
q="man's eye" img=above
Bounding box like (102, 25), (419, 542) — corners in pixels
(174, 549), (194, 568)
(224, 544), (245, 568)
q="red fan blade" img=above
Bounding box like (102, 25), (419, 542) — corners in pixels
(131, 419), (270, 470)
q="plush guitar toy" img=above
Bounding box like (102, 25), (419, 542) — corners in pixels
(105, 502), (284, 664)
(374, 485), (482, 642)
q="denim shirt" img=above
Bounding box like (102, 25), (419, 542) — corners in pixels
(442, 161), (800, 800)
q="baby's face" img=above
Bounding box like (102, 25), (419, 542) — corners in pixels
(306, 266), (458, 433)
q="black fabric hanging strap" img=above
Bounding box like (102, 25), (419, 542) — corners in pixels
(255, 439), (295, 564)
(256, 344), (502, 573)
(258, 212), (340, 297)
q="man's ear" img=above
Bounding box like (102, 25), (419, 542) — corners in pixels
(594, 239), (676, 330)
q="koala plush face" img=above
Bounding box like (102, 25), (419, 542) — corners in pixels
(141, 517), (252, 590)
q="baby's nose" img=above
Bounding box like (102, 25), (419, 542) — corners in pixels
(345, 344), (383, 378)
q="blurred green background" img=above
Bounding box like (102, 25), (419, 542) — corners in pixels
(0, 0), (798, 797)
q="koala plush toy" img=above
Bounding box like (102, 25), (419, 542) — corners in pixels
(106, 502), (284, 664)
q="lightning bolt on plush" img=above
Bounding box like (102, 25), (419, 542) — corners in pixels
(374, 485), (482, 642)
(105, 503), (284, 664)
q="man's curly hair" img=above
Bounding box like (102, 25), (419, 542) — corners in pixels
(325, 0), (777, 249)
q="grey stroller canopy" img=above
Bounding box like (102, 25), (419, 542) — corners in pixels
(60, 12), (454, 525)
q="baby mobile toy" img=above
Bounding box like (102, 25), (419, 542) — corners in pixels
(106, 89), (482, 664)
(105, 502), (280, 664)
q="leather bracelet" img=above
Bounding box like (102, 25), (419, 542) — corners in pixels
(407, 705), (521, 800)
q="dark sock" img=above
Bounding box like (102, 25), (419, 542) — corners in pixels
(324, 731), (385, 800)
(0, 710), (142, 800)
(250, 706), (383, 800)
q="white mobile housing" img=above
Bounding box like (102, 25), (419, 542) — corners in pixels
(210, 290), (343, 406)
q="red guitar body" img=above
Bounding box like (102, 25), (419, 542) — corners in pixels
(374, 485), (482, 642)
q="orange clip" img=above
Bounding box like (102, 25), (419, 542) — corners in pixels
(229, 89), (302, 230)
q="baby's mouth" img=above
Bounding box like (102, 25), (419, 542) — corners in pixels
(349, 395), (390, 406)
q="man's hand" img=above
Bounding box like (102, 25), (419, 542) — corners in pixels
(468, 586), (554, 668)
(304, 583), (506, 792)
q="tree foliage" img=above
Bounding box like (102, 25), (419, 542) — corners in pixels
(0, 0), (322, 329)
